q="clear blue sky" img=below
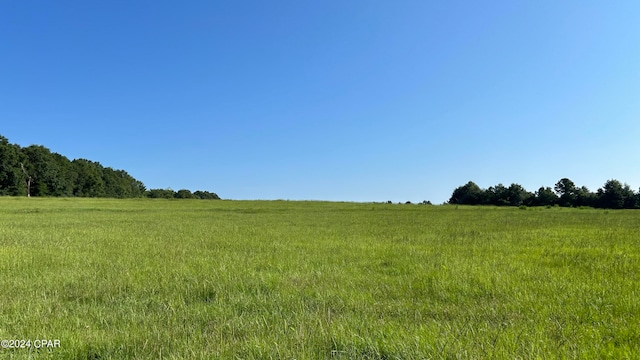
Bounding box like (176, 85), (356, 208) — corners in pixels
(2, 1), (639, 203)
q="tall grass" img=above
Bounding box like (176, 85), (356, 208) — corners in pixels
(0, 198), (638, 358)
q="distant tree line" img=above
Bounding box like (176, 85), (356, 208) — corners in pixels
(449, 178), (640, 209)
(0, 135), (219, 199)
(146, 188), (220, 200)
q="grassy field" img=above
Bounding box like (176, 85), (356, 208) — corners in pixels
(0, 197), (638, 359)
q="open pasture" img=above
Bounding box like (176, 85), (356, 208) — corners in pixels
(0, 198), (639, 359)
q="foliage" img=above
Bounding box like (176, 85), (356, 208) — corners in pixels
(0, 134), (218, 199)
(145, 189), (220, 200)
(174, 189), (195, 199)
(193, 190), (221, 200)
(0, 135), (145, 198)
(597, 179), (636, 209)
(450, 178), (640, 209)
(146, 188), (176, 199)
(533, 186), (558, 206)
(449, 181), (484, 205)
(554, 178), (577, 207)
(0, 135), (27, 196)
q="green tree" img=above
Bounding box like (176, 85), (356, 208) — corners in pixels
(22, 145), (68, 197)
(623, 184), (638, 209)
(597, 179), (635, 209)
(449, 181), (484, 205)
(506, 183), (533, 206)
(52, 152), (76, 196)
(72, 159), (105, 197)
(175, 189), (195, 199)
(554, 178), (577, 207)
(129, 178), (146, 198)
(147, 189), (176, 199)
(193, 190), (220, 200)
(102, 167), (145, 198)
(0, 135), (149, 199)
(574, 186), (596, 207)
(533, 186), (558, 206)
(103, 167), (126, 198)
(0, 136), (27, 196)
(486, 184), (509, 206)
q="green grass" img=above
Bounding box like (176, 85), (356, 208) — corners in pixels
(0, 198), (639, 359)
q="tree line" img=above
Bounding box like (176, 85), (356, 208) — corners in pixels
(449, 178), (640, 209)
(0, 135), (219, 199)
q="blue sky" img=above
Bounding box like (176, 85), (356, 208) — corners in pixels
(2, 1), (639, 202)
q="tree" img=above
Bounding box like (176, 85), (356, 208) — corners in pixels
(446, 178), (640, 209)
(486, 184), (509, 206)
(622, 184), (638, 209)
(147, 188), (176, 199)
(597, 179), (635, 209)
(0, 135), (156, 199)
(72, 159), (105, 197)
(102, 167), (146, 198)
(533, 186), (558, 206)
(20, 162), (32, 197)
(449, 181), (484, 205)
(46, 152), (76, 196)
(0, 136), (27, 196)
(130, 179), (146, 198)
(574, 186), (596, 207)
(175, 189), (195, 199)
(554, 178), (577, 206)
(22, 145), (68, 197)
(193, 190), (220, 200)
(506, 183), (533, 206)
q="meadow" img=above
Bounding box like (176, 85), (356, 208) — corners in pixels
(0, 197), (638, 359)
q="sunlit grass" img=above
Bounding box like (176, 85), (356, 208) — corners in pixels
(0, 198), (638, 358)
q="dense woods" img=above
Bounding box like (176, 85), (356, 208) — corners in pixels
(449, 178), (640, 209)
(0, 135), (219, 199)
